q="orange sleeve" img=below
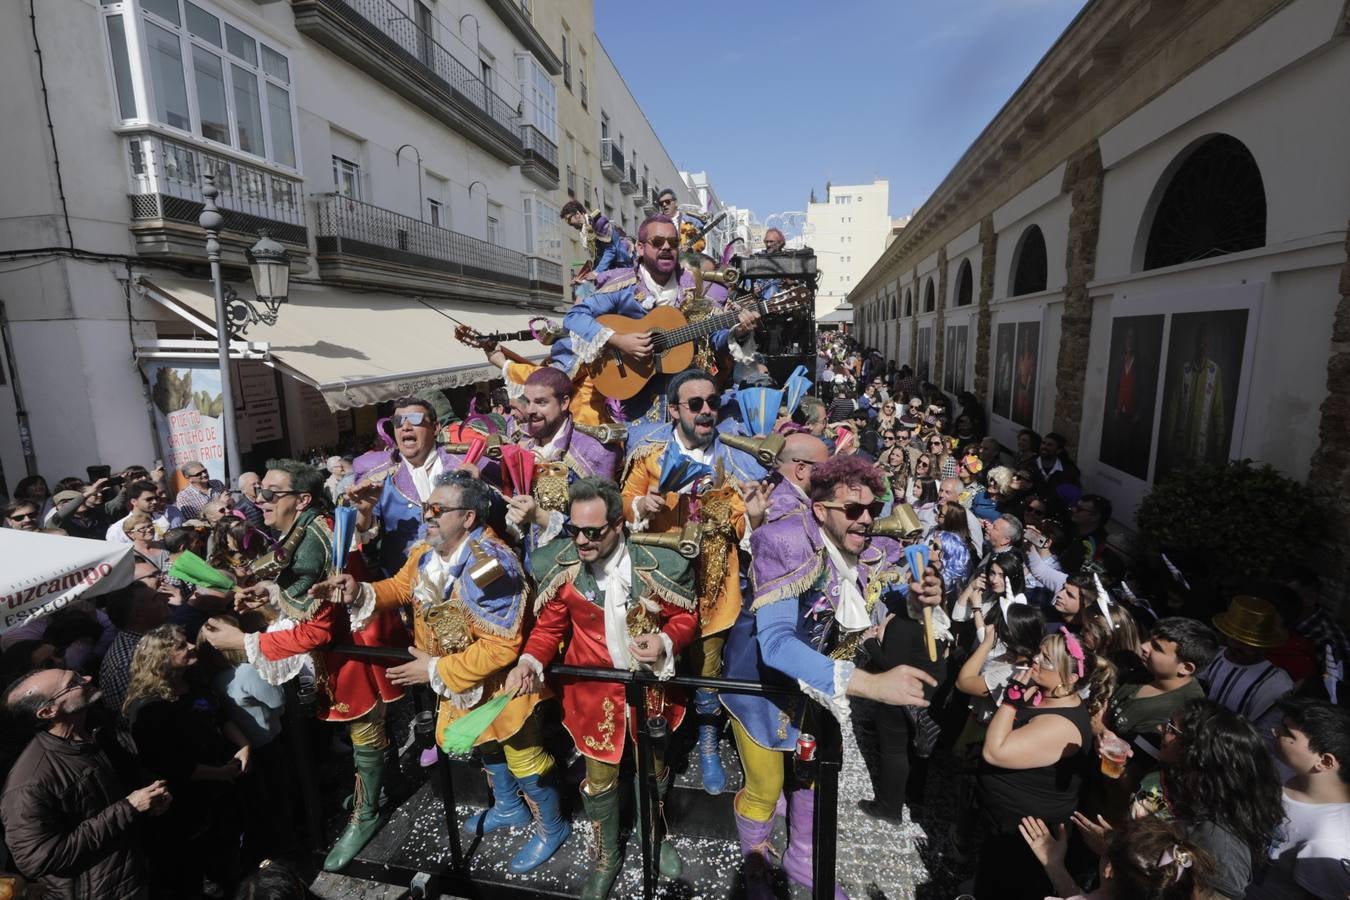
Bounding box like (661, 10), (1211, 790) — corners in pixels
(372, 547), (424, 610)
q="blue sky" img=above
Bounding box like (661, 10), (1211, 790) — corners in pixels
(595, 0), (1089, 224)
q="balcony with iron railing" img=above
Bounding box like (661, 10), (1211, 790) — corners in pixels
(313, 193), (561, 299)
(519, 123), (559, 189)
(292, 0), (524, 164)
(123, 129), (307, 262)
(599, 138), (623, 182)
(621, 164), (639, 195)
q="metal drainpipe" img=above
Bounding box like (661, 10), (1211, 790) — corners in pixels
(0, 299), (39, 480)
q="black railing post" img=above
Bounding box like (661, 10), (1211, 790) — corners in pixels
(627, 676), (658, 900)
(811, 704), (843, 900)
(436, 743), (466, 873)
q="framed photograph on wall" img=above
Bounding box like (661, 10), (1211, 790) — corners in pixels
(993, 322), (1016, 419)
(1099, 315), (1165, 479)
(1011, 321), (1040, 427)
(916, 326), (933, 383)
(1154, 308), (1250, 482)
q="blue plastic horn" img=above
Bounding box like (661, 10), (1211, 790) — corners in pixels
(904, 543), (930, 584)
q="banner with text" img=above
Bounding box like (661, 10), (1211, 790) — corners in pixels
(145, 362), (228, 484)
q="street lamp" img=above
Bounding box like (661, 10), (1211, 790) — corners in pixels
(199, 174), (291, 483)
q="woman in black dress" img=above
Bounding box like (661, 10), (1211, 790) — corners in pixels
(976, 628), (1103, 900)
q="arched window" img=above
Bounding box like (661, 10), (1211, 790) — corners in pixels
(1143, 134), (1266, 270)
(923, 278), (935, 312)
(954, 259), (973, 307)
(1010, 225), (1048, 296)
(904, 289), (912, 316)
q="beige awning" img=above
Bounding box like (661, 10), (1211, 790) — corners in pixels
(138, 275), (549, 410)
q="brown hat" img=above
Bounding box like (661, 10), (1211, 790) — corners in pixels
(1212, 595), (1289, 649)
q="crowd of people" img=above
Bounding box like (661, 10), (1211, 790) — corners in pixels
(1, 212), (1347, 900)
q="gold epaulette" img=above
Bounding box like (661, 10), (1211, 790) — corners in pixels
(595, 271), (637, 294)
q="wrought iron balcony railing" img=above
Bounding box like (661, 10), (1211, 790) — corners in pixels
(599, 138), (623, 181)
(314, 192), (531, 286)
(124, 130), (306, 244)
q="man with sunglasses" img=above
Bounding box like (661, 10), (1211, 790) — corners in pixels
(622, 369), (766, 794)
(349, 396), (491, 577)
(504, 477), (697, 899)
(2, 666), (170, 899)
(202, 458), (409, 873)
(312, 472), (571, 875)
(552, 215), (760, 423)
(502, 367), (619, 547)
(722, 455), (940, 896)
(560, 199), (633, 285)
(762, 433), (830, 526)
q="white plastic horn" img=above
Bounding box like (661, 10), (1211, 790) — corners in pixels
(1093, 572), (1115, 630)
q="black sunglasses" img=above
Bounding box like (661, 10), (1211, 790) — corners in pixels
(677, 395), (721, 413)
(817, 500), (885, 520)
(564, 519), (621, 541)
(257, 487), (301, 501)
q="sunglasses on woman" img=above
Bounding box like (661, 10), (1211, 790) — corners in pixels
(564, 519), (620, 541)
(817, 499), (885, 520)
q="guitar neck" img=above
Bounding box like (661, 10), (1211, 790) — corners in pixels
(656, 295), (761, 351)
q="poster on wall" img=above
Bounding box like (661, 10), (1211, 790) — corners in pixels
(1011, 321), (1040, 427)
(144, 363), (227, 484)
(1154, 308), (1249, 482)
(993, 322), (1016, 419)
(943, 325), (969, 394)
(916, 327), (932, 383)
(1099, 315), (1165, 479)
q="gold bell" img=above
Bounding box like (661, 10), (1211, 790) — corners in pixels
(629, 522), (702, 559)
(468, 544), (506, 589)
(719, 432), (786, 467)
(868, 503), (924, 540)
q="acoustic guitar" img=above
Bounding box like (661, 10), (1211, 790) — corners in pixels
(590, 284), (811, 400)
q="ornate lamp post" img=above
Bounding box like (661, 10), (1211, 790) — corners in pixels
(199, 174), (290, 482)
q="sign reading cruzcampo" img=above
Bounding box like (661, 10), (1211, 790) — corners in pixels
(144, 363), (227, 484)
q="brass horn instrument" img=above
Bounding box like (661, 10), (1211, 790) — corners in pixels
(249, 516), (309, 582)
(719, 431), (786, 467)
(629, 522), (702, 559)
(699, 266), (741, 286)
(867, 503), (925, 540)
(573, 421), (628, 445)
(484, 432), (505, 460)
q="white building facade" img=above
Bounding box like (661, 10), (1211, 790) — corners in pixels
(847, 0), (1350, 538)
(0, 0), (689, 490)
(806, 179), (892, 319)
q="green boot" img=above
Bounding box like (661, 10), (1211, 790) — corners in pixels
(653, 767), (682, 880)
(323, 744), (388, 872)
(580, 783), (622, 900)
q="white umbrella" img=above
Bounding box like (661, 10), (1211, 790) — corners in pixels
(0, 529), (136, 636)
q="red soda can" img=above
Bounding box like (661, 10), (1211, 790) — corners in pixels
(795, 733), (817, 763)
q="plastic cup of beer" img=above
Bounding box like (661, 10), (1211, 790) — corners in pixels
(1099, 735), (1130, 779)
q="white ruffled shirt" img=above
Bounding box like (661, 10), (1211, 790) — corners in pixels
(818, 532), (871, 632)
(638, 263), (682, 309)
(402, 453), (445, 502)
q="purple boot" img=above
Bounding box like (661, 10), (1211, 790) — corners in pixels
(782, 787), (849, 900)
(733, 790), (777, 900)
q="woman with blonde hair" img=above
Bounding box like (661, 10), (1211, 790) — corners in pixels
(125, 624), (249, 896)
(975, 629), (1104, 899)
(123, 511), (168, 572)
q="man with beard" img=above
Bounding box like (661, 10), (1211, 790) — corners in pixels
(552, 215), (759, 423)
(723, 455), (941, 897)
(503, 477), (697, 900)
(311, 472), (571, 874)
(201, 458), (408, 873)
(348, 395), (491, 577)
(503, 367), (619, 547)
(2, 667), (169, 898)
(622, 368), (764, 795)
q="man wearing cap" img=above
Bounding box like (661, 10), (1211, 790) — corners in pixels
(1204, 595), (1295, 739)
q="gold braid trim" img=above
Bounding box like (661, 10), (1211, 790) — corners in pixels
(634, 568), (696, 612)
(620, 438), (665, 488)
(532, 562), (580, 615)
(748, 552), (826, 613)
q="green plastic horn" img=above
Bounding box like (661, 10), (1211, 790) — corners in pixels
(168, 550), (235, 591)
(439, 692), (512, 754)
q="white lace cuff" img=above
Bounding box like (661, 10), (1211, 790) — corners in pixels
(428, 659), (485, 708)
(501, 362), (526, 399)
(572, 326), (615, 364)
(728, 332), (758, 364)
(797, 660), (855, 731)
(348, 583), (377, 632)
(646, 633), (676, 681)
(739, 516), (754, 552)
(244, 631), (307, 686)
(629, 497), (650, 533)
(520, 653), (545, 680)
(359, 522), (381, 544)
(538, 509), (565, 545)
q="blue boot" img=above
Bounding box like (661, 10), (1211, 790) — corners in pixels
(698, 718), (727, 795)
(508, 772), (572, 873)
(464, 761), (531, 835)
